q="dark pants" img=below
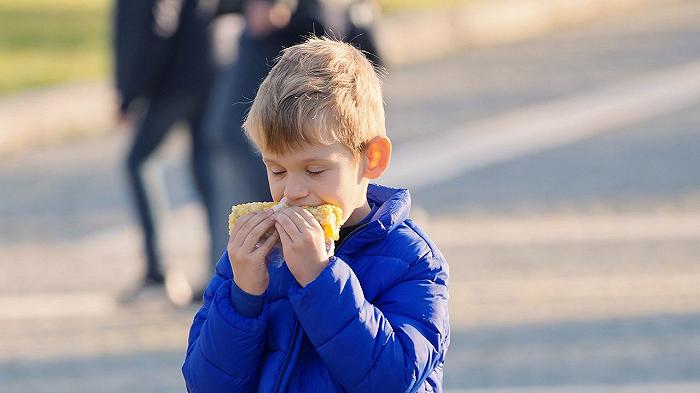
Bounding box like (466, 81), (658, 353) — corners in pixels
(125, 92), (212, 282)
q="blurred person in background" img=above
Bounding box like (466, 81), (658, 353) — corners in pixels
(329, 0), (382, 65)
(198, 0), (381, 301)
(113, 0), (218, 304)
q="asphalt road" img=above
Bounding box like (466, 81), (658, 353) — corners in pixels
(1, 1), (700, 392)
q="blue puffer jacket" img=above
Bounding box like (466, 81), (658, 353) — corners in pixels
(182, 184), (450, 392)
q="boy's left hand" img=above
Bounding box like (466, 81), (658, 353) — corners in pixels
(274, 207), (330, 287)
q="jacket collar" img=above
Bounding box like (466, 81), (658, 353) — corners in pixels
(337, 184), (411, 254)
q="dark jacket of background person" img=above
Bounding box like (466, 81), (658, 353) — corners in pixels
(216, 0), (380, 62)
(217, 0), (325, 33)
(114, 0), (215, 113)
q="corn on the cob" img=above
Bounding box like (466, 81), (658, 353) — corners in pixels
(228, 201), (344, 241)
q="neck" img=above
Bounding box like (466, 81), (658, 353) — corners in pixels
(343, 200), (371, 227)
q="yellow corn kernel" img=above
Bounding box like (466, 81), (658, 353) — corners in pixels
(228, 202), (344, 241)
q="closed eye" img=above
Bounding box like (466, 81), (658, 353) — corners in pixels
(306, 169), (325, 176)
(270, 170), (286, 177)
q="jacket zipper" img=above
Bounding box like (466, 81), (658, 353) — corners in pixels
(271, 223), (369, 392)
(273, 320), (300, 393)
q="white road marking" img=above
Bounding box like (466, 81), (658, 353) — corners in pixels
(0, 292), (117, 321)
(428, 211), (700, 247)
(449, 273), (700, 326)
(383, 60), (700, 188)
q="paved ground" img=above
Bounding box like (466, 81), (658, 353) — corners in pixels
(2, 1), (700, 392)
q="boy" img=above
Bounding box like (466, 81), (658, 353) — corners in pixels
(182, 37), (450, 392)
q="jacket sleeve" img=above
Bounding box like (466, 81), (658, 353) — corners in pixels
(287, 254), (450, 393)
(182, 252), (268, 393)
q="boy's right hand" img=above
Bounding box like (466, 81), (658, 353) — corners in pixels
(227, 210), (278, 296)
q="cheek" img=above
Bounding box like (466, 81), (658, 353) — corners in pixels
(332, 167), (363, 205)
(266, 176), (284, 201)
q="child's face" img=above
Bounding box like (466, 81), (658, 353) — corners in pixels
(261, 142), (368, 225)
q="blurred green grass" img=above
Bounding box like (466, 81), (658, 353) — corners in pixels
(0, 0), (110, 95)
(0, 0), (466, 96)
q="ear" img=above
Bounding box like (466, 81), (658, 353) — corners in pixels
(361, 136), (392, 180)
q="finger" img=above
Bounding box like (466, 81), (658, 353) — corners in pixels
(275, 222), (293, 247)
(234, 210), (273, 246)
(296, 207), (321, 230)
(231, 212), (255, 237)
(254, 229), (279, 255)
(284, 207), (312, 230)
(278, 208), (304, 231)
(242, 215), (276, 251)
(275, 210), (302, 236)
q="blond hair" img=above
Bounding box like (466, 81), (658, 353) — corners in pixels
(243, 36), (385, 157)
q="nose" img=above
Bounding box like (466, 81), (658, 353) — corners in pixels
(283, 180), (309, 204)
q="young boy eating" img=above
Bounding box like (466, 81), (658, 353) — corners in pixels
(182, 37), (450, 392)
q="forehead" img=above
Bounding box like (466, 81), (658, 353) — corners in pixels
(261, 142), (354, 164)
